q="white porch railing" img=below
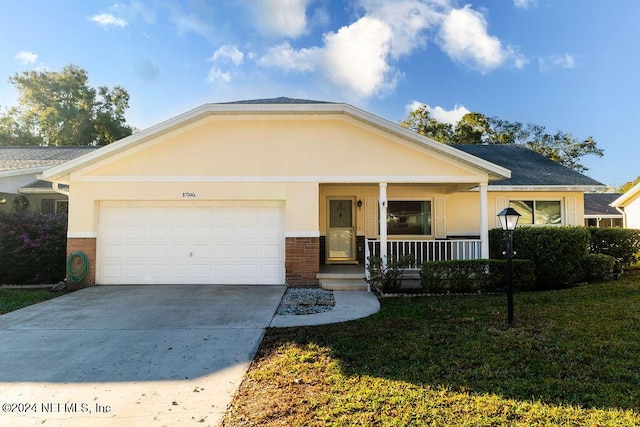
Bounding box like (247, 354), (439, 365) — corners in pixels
(365, 238), (482, 270)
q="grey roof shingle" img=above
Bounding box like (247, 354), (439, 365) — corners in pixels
(0, 146), (98, 172)
(452, 144), (605, 187)
(584, 193), (623, 216)
(218, 96), (333, 105)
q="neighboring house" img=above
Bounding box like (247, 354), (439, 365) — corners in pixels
(583, 193), (624, 228)
(0, 146), (98, 214)
(40, 98), (606, 288)
(611, 182), (640, 229)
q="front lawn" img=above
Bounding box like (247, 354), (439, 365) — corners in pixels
(0, 288), (65, 315)
(223, 271), (640, 426)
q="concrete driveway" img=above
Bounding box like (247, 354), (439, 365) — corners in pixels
(0, 285), (285, 427)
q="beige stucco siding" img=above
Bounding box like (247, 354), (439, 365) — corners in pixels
(68, 181), (318, 235)
(317, 186), (587, 238)
(66, 114), (496, 236)
(623, 195), (640, 229)
(82, 116), (480, 180)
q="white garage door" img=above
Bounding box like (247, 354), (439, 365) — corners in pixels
(98, 201), (285, 285)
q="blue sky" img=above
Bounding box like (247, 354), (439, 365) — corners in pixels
(1, 0), (638, 187)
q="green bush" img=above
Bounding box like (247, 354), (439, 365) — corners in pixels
(587, 227), (640, 272)
(490, 227), (590, 289)
(0, 211), (68, 285)
(420, 259), (536, 294)
(581, 253), (616, 282)
(366, 255), (414, 294)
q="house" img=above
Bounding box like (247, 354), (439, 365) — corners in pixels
(0, 146), (98, 213)
(583, 193), (624, 228)
(611, 182), (640, 229)
(40, 98), (606, 288)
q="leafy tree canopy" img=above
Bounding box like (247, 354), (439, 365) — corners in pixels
(0, 64), (133, 146)
(619, 175), (640, 193)
(401, 106), (604, 173)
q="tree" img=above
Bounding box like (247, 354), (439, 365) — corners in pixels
(401, 107), (604, 173)
(619, 175), (640, 193)
(400, 105), (453, 143)
(0, 65), (133, 146)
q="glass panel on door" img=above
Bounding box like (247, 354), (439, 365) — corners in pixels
(327, 199), (355, 260)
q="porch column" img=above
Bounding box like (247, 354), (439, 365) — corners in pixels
(479, 182), (489, 259)
(379, 183), (388, 267)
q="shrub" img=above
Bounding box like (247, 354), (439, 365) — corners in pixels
(0, 211), (68, 285)
(490, 227), (590, 290)
(420, 259), (536, 294)
(366, 255), (414, 294)
(581, 253), (616, 282)
(587, 227), (640, 272)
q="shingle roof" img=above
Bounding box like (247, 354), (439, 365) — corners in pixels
(0, 146), (98, 173)
(218, 96), (333, 105)
(452, 144), (605, 187)
(584, 193), (623, 216)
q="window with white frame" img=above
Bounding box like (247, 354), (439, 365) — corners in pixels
(42, 199), (68, 214)
(509, 200), (561, 225)
(387, 200), (432, 235)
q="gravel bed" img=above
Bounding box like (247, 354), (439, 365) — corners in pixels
(276, 288), (335, 315)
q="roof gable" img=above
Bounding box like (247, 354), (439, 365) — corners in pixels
(41, 100), (511, 183)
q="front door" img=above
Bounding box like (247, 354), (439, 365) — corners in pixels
(327, 198), (356, 262)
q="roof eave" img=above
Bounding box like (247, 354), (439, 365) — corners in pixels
(0, 167), (48, 178)
(612, 182), (640, 207)
(488, 184), (608, 192)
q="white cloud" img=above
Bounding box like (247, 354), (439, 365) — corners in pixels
(257, 42), (318, 72)
(251, 0), (310, 38)
(359, 0), (446, 57)
(90, 13), (128, 28)
(406, 101), (470, 125)
(207, 68), (231, 83)
(210, 45), (244, 65)
(513, 0), (537, 9)
(15, 51), (38, 65)
(437, 5), (526, 73)
(539, 53), (576, 72)
(321, 17), (395, 97)
(258, 17), (397, 98)
(256, 1), (527, 98)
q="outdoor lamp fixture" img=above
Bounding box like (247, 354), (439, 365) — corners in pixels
(497, 207), (521, 326)
(357, 199), (363, 210)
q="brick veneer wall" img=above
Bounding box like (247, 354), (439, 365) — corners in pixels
(66, 238), (97, 287)
(285, 237), (319, 287)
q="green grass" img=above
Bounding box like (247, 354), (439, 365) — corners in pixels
(223, 271), (640, 426)
(0, 288), (65, 314)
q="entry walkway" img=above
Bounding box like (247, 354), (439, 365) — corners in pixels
(270, 291), (380, 327)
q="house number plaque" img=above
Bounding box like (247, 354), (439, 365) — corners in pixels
(182, 192), (196, 198)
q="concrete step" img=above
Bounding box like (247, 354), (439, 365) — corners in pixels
(317, 273), (368, 291)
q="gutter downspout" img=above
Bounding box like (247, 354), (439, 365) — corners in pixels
(52, 182), (69, 196)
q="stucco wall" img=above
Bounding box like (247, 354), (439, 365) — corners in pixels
(317, 185), (586, 238)
(624, 197), (640, 229)
(83, 116), (480, 179)
(66, 114), (489, 236)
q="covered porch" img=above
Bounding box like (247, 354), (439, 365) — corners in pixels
(317, 182), (490, 290)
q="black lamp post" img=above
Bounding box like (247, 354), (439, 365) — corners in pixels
(497, 207), (520, 326)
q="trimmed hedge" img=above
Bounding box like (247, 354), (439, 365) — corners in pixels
(420, 259), (536, 294)
(581, 253), (616, 282)
(490, 226), (590, 289)
(587, 227), (640, 270)
(0, 211), (68, 285)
